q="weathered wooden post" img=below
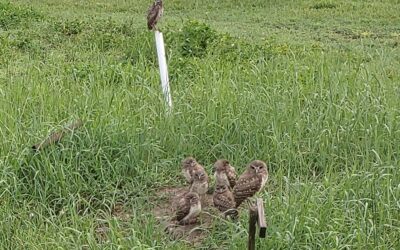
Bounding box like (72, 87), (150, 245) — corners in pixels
(248, 207), (258, 250)
(248, 198), (267, 250)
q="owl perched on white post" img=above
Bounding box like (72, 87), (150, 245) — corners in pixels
(147, 0), (163, 31)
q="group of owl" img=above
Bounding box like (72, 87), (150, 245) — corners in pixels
(175, 157), (268, 225)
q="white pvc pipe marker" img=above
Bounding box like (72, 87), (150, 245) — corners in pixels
(155, 31), (172, 110)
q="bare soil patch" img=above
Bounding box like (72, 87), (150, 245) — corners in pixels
(153, 186), (220, 245)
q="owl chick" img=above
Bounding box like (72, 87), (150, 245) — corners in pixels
(181, 157), (206, 184)
(213, 184), (236, 213)
(189, 169), (209, 195)
(214, 159), (237, 189)
(233, 160), (268, 208)
(175, 192), (201, 225)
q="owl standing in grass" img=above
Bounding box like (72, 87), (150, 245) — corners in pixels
(214, 159), (237, 189)
(181, 157), (207, 184)
(147, 0), (163, 31)
(233, 160), (268, 208)
(174, 192), (201, 225)
(213, 184), (238, 218)
(190, 169), (209, 196)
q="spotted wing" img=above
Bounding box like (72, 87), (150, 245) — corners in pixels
(233, 173), (262, 207)
(213, 191), (235, 212)
(175, 195), (190, 221)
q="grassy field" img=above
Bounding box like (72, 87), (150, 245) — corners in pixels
(1, 0), (400, 248)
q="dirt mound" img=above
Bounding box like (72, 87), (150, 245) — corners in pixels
(153, 187), (220, 245)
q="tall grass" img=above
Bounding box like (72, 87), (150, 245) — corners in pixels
(1, 0), (399, 248)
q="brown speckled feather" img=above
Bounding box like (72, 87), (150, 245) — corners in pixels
(214, 159), (237, 189)
(175, 195), (191, 221)
(147, 0), (163, 30)
(213, 187), (236, 212)
(175, 192), (201, 225)
(227, 166), (237, 188)
(233, 160), (268, 208)
(191, 164), (207, 180)
(190, 169), (209, 195)
(182, 157), (206, 184)
(233, 173), (262, 207)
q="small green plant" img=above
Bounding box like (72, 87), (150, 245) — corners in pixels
(179, 20), (217, 57)
(53, 19), (83, 36)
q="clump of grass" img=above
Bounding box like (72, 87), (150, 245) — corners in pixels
(311, 2), (337, 10)
(53, 19), (83, 36)
(1, 0), (400, 249)
(177, 20), (217, 57)
(0, 2), (42, 30)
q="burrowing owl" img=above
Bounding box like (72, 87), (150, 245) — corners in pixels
(175, 192), (201, 225)
(213, 184), (236, 213)
(189, 169), (209, 195)
(147, 0), (163, 31)
(233, 160), (268, 208)
(214, 159), (237, 189)
(181, 157), (206, 184)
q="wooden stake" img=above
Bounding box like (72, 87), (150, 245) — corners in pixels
(257, 198), (267, 238)
(32, 119), (83, 151)
(248, 207), (257, 250)
(248, 198), (267, 250)
(154, 30), (172, 111)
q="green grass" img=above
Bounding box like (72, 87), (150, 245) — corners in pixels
(1, 0), (400, 248)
